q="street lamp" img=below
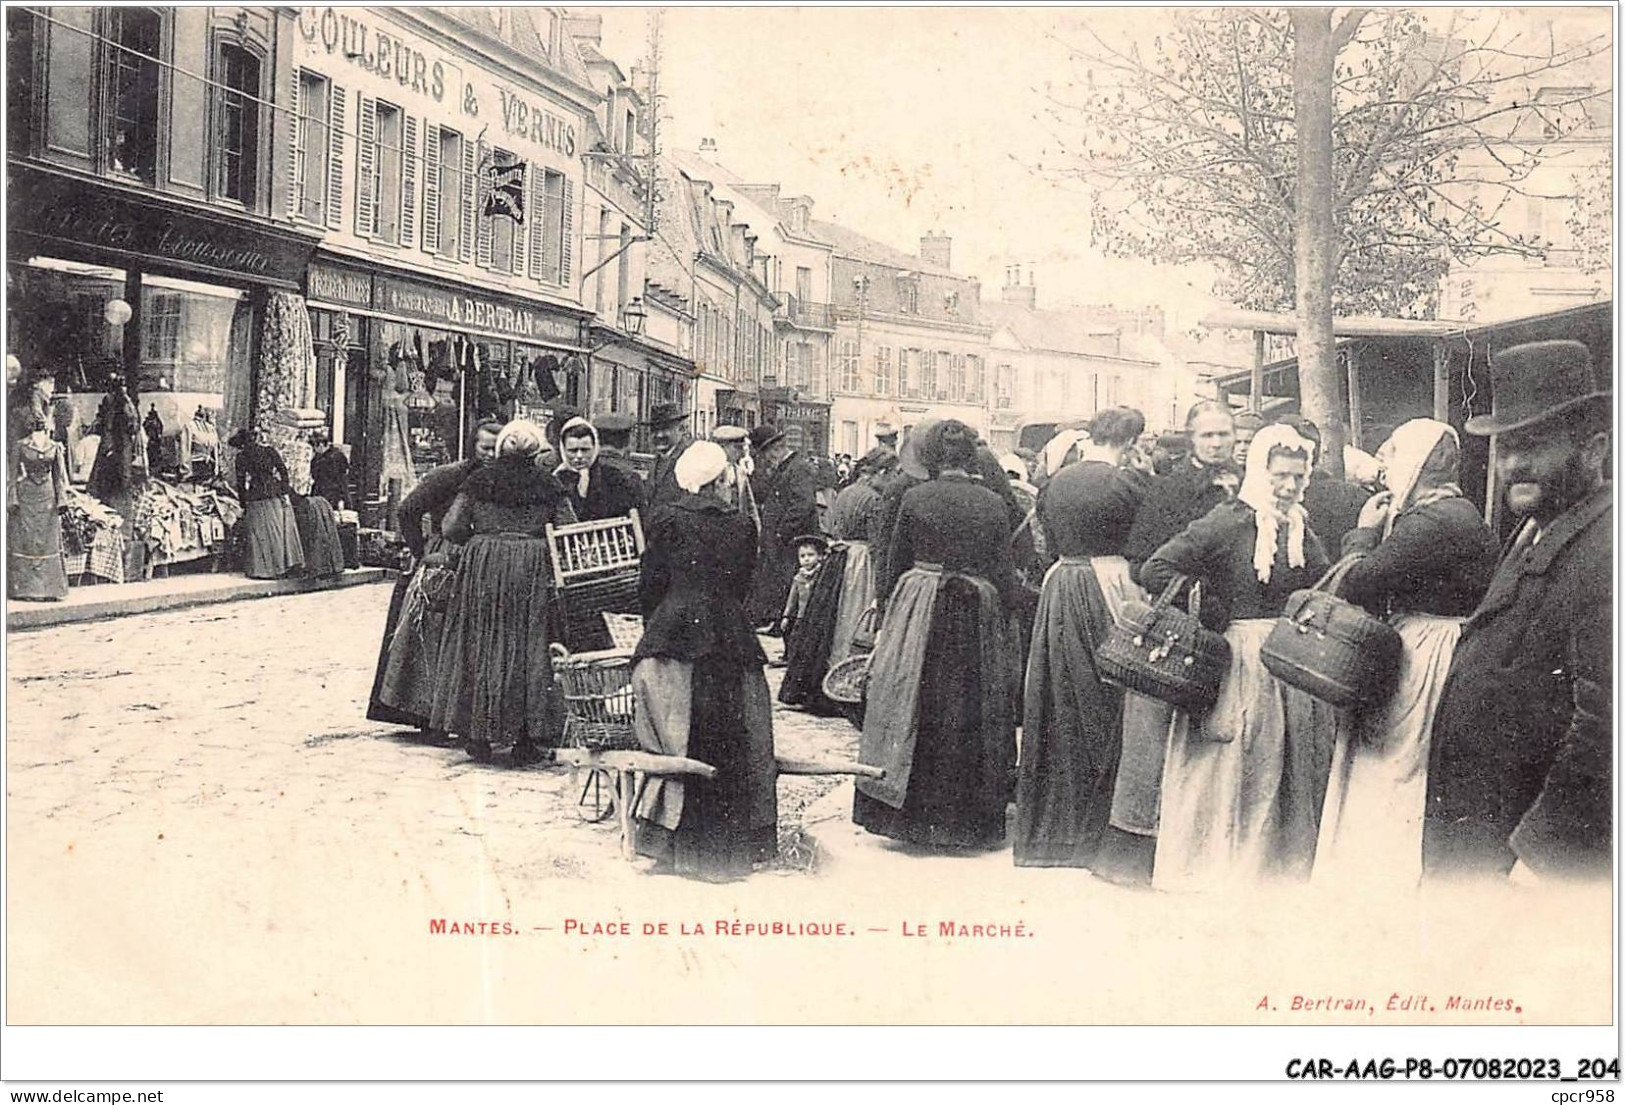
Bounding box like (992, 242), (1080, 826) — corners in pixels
(620, 296), (647, 338)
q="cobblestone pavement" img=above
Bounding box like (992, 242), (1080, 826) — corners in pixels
(7, 584), (1611, 1027)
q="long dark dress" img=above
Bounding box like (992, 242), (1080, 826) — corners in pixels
(855, 473), (1022, 849)
(8, 437), (70, 600)
(1013, 461), (1145, 867)
(290, 494), (344, 577)
(234, 442), (304, 580)
(428, 461), (575, 757)
(368, 458), (479, 729)
(631, 493), (778, 879)
(749, 450), (820, 624)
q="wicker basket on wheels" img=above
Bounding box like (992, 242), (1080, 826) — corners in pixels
(550, 644), (641, 751)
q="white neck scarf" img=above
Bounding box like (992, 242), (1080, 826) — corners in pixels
(1236, 423), (1316, 584)
(553, 416), (598, 499)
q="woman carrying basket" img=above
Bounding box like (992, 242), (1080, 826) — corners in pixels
(429, 420), (576, 766)
(854, 421), (1023, 851)
(1140, 423), (1333, 890)
(1313, 420), (1497, 888)
(629, 441), (778, 881)
(1013, 407), (1147, 868)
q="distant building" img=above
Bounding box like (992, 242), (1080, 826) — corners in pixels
(814, 225), (992, 455)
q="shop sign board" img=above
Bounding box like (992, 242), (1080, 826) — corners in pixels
(375, 275), (582, 345)
(10, 166), (319, 286)
(307, 262), (374, 310)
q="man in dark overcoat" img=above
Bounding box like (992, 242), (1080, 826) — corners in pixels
(1121, 400), (1241, 580)
(748, 423), (820, 628)
(1424, 340), (1612, 883)
(645, 402), (695, 509)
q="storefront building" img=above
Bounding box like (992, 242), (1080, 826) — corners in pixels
(7, 6), (323, 581)
(289, 7), (599, 523)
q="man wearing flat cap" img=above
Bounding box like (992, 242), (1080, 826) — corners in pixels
(644, 402), (695, 509)
(747, 422), (820, 629)
(1425, 340), (1612, 883)
(711, 424), (761, 536)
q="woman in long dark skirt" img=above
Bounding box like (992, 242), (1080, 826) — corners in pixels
(855, 421), (1022, 850)
(630, 441), (778, 880)
(228, 428), (304, 580)
(367, 419), (500, 730)
(428, 420), (576, 765)
(779, 450), (895, 712)
(1013, 407), (1147, 868)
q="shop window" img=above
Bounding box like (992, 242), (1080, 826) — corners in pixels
(215, 44), (263, 206)
(106, 7), (161, 182)
(142, 291), (182, 361)
(7, 9), (35, 153)
(293, 70), (329, 224)
(137, 277), (243, 396)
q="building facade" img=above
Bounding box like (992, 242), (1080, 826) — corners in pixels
(7, 5), (322, 476)
(815, 225), (992, 455)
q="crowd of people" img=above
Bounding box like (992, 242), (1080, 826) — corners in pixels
(362, 338), (1610, 889)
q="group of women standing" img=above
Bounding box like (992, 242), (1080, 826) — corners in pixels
(847, 406), (1497, 893)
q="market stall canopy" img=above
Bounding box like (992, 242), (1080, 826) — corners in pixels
(1199, 308), (1469, 339)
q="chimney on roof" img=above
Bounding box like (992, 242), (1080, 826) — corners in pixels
(563, 13), (603, 46)
(699, 137), (718, 153)
(919, 231), (952, 272)
(1002, 264), (1036, 308)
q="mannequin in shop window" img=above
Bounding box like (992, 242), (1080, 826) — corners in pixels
(378, 342), (419, 508)
(8, 414), (71, 601)
(87, 373), (147, 540)
(177, 407), (221, 484)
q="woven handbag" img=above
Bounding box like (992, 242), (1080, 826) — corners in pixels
(1096, 574), (1231, 714)
(1261, 554), (1403, 709)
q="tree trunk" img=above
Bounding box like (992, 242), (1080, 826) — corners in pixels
(1291, 9), (1345, 478)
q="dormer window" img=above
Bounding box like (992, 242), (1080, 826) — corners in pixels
(945, 290), (960, 315)
(896, 274), (919, 314)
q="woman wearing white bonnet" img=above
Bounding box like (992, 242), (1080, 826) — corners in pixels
(627, 438), (778, 880)
(1313, 419), (1499, 888)
(1140, 422), (1335, 890)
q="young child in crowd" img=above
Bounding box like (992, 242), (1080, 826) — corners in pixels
(777, 535), (829, 639)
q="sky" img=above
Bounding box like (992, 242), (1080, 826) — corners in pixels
(584, 5), (1612, 336)
(585, 6), (1227, 327)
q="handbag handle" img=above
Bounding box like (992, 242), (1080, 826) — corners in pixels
(1308, 553), (1366, 597)
(1152, 573), (1203, 621)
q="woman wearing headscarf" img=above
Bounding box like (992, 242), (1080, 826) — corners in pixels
(868, 418), (939, 611)
(228, 427), (305, 580)
(778, 447), (897, 712)
(1141, 423), (1333, 889)
(429, 420), (576, 765)
(368, 418), (502, 731)
(1313, 419), (1498, 887)
(630, 441), (777, 881)
(1014, 407), (1148, 868)
(855, 420), (1023, 850)
(554, 415), (647, 522)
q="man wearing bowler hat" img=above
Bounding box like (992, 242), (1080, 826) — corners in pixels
(644, 401), (694, 508)
(1424, 340), (1612, 883)
(748, 422), (820, 629)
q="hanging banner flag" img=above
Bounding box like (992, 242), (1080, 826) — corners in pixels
(483, 160), (527, 223)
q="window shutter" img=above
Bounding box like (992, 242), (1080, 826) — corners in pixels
(421, 123), (440, 255)
(326, 85), (345, 230)
(354, 94), (376, 237)
(510, 162), (527, 276)
(459, 139), (475, 263)
(560, 175), (574, 286)
(475, 175), (493, 270)
(527, 167), (545, 280)
(286, 68), (301, 218)
(400, 114), (418, 248)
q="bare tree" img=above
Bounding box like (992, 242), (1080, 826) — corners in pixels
(1037, 8), (1610, 319)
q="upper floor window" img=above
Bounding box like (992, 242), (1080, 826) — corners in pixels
(918, 350), (938, 398)
(996, 362), (1014, 409)
(898, 348), (915, 398)
(873, 346), (892, 397)
(107, 7), (160, 182)
(372, 102), (404, 242)
(837, 341), (861, 393)
(968, 355), (986, 404)
(435, 127), (466, 257)
(215, 44), (263, 205)
(897, 276), (919, 314)
(948, 353), (967, 402)
(531, 168), (568, 284)
(294, 70), (330, 224)
(623, 108), (636, 155)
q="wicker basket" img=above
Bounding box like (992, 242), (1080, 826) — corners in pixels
(550, 644), (641, 750)
(822, 654), (872, 728)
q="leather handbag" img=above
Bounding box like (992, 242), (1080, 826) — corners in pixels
(1096, 574), (1231, 714)
(1261, 554), (1404, 708)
